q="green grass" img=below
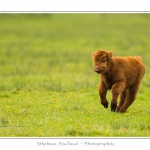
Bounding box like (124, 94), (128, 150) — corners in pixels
(0, 13), (150, 137)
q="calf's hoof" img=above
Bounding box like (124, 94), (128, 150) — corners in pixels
(111, 101), (117, 112)
(119, 108), (127, 113)
(116, 107), (121, 112)
(101, 101), (108, 109)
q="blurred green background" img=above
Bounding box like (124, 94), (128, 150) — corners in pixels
(0, 13), (150, 92)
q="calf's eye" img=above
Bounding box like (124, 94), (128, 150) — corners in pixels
(101, 60), (106, 63)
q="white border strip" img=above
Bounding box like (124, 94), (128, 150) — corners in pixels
(0, 0), (150, 12)
(0, 138), (150, 150)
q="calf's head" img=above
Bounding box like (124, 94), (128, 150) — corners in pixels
(92, 50), (113, 74)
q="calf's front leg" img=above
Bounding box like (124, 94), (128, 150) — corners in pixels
(98, 82), (108, 109)
(111, 82), (126, 112)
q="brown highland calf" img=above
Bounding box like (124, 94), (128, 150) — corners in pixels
(92, 50), (145, 113)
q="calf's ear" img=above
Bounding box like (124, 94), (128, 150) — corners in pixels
(108, 51), (113, 59)
(92, 52), (96, 57)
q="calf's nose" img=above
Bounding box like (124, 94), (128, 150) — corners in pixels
(93, 67), (99, 72)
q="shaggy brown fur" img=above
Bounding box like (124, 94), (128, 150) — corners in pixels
(92, 50), (145, 113)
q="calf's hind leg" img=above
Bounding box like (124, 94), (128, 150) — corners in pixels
(119, 83), (140, 113)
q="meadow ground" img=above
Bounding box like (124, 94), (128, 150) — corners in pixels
(0, 14), (150, 137)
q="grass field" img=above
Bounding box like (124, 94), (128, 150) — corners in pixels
(0, 13), (150, 137)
